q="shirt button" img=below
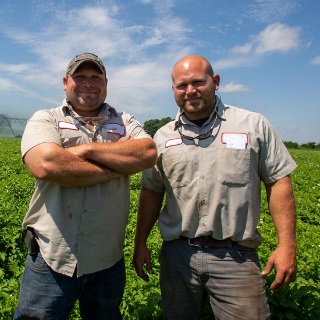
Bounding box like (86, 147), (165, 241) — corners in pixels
(201, 200), (206, 205)
(200, 174), (205, 179)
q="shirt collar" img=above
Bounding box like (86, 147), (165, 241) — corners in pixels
(62, 99), (118, 117)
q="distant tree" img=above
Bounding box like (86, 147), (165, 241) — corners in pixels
(300, 142), (316, 149)
(144, 117), (173, 137)
(283, 141), (299, 149)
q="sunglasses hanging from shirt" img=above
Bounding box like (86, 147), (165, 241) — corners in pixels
(178, 112), (219, 141)
(68, 107), (108, 129)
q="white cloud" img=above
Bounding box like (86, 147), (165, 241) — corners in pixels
(141, 28), (166, 47)
(3, 6), (138, 72)
(310, 55), (320, 65)
(219, 82), (250, 93)
(255, 23), (300, 54)
(0, 77), (21, 91)
(0, 77), (57, 104)
(137, 0), (155, 4)
(152, 0), (176, 15)
(213, 56), (258, 70)
(231, 43), (253, 55)
(107, 60), (173, 117)
(0, 63), (33, 73)
(229, 23), (300, 57)
(248, 0), (298, 24)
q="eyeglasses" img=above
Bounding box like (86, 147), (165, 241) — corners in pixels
(178, 113), (218, 141)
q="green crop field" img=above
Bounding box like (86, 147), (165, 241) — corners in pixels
(0, 137), (319, 319)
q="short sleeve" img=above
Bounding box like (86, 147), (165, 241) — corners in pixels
(258, 116), (297, 183)
(121, 112), (151, 140)
(21, 110), (62, 157)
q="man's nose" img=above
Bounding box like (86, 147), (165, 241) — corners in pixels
(186, 84), (197, 94)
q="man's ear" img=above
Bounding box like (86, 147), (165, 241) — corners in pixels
(63, 76), (68, 91)
(213, 74), (220, 90)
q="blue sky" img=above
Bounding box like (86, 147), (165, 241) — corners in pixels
(0, 0), (319, 143)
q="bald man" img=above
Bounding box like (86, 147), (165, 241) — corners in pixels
(133, 55), (297, 320)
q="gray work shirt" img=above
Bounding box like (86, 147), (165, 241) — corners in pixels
(141, 98), (297, 248)
(21, 99), (151, 276)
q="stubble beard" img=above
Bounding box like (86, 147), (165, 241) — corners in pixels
(77, 91), (105, 109)
(183, 98), (211, 116)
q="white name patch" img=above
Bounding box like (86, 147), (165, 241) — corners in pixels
(58, 121), (78, 130)
(221, 132), (248, 149)
(165, 138), (183, 148)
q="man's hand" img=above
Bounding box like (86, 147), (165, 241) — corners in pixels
(132, 243), (153, 282)
(66, 145), (87, 160)
(261, 246), (297, 290)
(118, 134), (132, 142)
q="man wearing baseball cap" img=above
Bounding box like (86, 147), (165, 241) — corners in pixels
(14, 53), (157, 319)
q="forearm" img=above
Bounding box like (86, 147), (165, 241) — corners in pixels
(45, 162), (121, 187)
(265, 175), (297, 249)
(133, 187), (164, 281)
(263, 175), (297, 289)
(71, 138), (157, 175)
(24, 143), (122, 187)
(134, 187), (164, 245)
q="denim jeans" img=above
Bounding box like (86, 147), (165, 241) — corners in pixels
(160, 239), (271, 320)
(14, 251), (126, 320)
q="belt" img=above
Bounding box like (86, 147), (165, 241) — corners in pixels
(180, 236), (230, 249)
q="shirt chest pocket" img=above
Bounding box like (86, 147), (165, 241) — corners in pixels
(162, 151), (190, 188)
(218, 148), (250, 185)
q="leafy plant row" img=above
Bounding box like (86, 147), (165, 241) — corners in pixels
(0, 138), (319, 319)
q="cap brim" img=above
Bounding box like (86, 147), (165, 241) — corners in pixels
(67, 60), (105, 76)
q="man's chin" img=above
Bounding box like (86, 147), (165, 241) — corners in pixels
(184, 103), (203, 112)
(78, 98), (100, 108)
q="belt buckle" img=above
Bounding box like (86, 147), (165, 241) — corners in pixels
(188, 237), (209, 248)
(188, 237), (201, 247)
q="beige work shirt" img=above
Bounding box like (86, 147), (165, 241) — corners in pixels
(21, 99), (151, 276)
(141, 98), (297, 248)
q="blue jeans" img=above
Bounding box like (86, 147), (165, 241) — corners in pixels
(14, 251), (125, 320)
(160, 239), (271, 320)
